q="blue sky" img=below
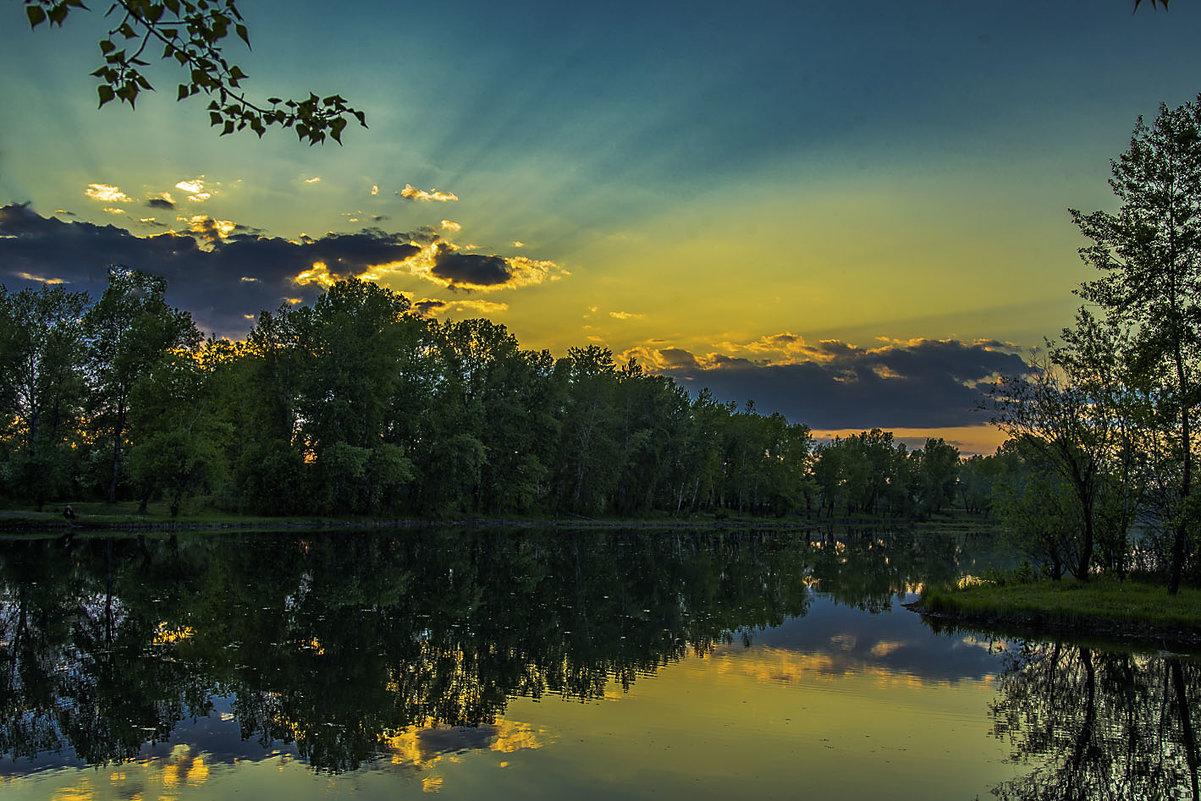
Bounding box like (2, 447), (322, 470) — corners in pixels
(3, 0), (1200, 451)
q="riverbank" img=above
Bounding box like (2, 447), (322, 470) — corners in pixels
(0, 502), (998, 535)
(913, 576), (1201, 648)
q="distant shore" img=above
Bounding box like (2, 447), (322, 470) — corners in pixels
(911, 577), (1201, 649)
(0, 504), (999, 535)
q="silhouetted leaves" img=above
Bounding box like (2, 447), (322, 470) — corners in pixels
(21, 0), (366, 144)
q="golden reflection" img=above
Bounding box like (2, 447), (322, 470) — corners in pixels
(869, 641), (904, 657)
(707, 643), (995, 693)
(50, 779), (95, 801)
(153, 624), (196, 645)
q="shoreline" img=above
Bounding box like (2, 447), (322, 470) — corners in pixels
(0, 508), (997, 536)
(910, 579), (1201, 651)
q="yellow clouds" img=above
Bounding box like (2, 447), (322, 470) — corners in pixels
(185, 215), (238, 246)
(303, 176), (322, 184)
(85, 183), (131, 203)
(609, 311), (644, 321)
(365, 241), (565, 292)
(412, 297), (510, 317)
(147, 191), (176, 209)
(296, 262), (337, 289)
(400, 184), (459, 202)
(16, 271), (65, 284)
(175, 177), (212, 202)
(440, 220), (462, 233)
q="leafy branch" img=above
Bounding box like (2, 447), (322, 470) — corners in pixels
(23, 0), (367, 144)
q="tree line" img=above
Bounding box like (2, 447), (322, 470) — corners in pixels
(0, 269), (971, 520)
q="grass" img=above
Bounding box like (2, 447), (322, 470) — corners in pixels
(919, 574), (1201, 646)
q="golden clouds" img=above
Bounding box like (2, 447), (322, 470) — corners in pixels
(296, 261), (337, 289)
(175, 178), (212, 202)
(85, 183), (131, 203)
(185, 215), (237, 245)
(15, 271), (64, 284)
(608, 311), (644, 321)
(415, 298), (510, 316)
(440, 220), (462, 232)
(400, 184), (459, 202)
(363, 241), (565, 292)
(303, 176), (322, 184)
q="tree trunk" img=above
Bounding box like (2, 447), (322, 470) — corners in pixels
(1170, 656), (1200, 801)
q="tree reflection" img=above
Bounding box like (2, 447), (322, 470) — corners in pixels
(0, 526), (971, 773)
(989, 640), (1201, 800)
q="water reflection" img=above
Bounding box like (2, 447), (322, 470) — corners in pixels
(2, 526), (1194, 799)
(988, 641), (1201, 800)
(0, 527), (971, 775)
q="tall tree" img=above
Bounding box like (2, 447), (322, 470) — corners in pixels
(1071, 94), (1201, 593)
(0, 284), (89, 508)
(83, 267), (199, 504)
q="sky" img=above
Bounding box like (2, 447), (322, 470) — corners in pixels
(3, 0), (1201, 454)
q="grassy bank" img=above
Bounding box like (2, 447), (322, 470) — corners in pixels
(917, 576), (1201, 647)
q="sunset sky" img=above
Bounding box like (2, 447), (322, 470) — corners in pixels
(3, 0), (1201, 453)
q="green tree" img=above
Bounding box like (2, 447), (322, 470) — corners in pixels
(83, 267), (200, 504)
(21, 0), (365, 144)
(555, 345), (621, 514)
(990, 308), (1140, 582)
(992, 438), (1080, 580)
(914, 437), (960, 516)
(288, 278), (416, 515)
(0, 284), (89, 509)
(1070, 94), (1201, 593)
(126, 346), (228, 516)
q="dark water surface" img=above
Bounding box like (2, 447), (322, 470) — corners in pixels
(0, 528), (1196, 800)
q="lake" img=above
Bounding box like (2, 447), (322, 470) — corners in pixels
(0, 528), (1196, 800)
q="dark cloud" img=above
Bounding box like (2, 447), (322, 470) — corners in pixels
(657, 347), (699, 369)
(654, 339), (1027, 430)
(412, 298), (448, 316)
(0, 205), (420, 337)
(146, 197), (175, 210)
(429, 243), (511, 289)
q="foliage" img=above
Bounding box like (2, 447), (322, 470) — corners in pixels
(21, 0), (365, 143)
(0, 284), (89, 509)
(1068, 94), (1201, 593)
(82, 266), (200, 504)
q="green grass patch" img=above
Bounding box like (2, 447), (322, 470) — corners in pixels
(920, 575), (1201, 644)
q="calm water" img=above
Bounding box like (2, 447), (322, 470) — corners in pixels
(0, 528), (1196, 800)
